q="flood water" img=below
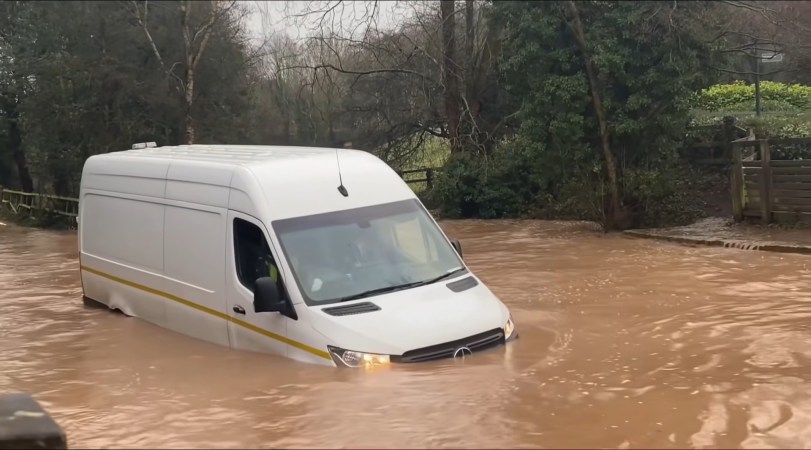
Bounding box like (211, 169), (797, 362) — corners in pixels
(2, 220), (811, 448)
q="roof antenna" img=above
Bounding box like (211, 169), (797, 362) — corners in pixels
(335, 148), (349, 197)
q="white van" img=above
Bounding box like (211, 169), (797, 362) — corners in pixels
(78, 144), (517, 367)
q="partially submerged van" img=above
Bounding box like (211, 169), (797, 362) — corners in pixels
(78, 144), (517, 367)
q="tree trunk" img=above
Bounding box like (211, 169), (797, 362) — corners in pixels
(283, 115), (291, 145)
(52, 174), (69, 197)
(463, 0), (485, 152)
(184, 68), (195, 145)
(440, 0), (462, 154)
(564, 0), (629, 230)
(278, 79), (292, 145)
(7, 107), (34, 192)
(464, 0), (474, 102)
(177, 0), (220, 145)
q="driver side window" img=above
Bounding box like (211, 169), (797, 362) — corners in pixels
(233, 218), (287, 300)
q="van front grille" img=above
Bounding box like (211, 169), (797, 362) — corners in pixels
(391, 328), (505, 363)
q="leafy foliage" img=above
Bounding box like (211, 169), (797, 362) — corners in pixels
(694, 81), (811, 111)
(2, 0), (807, 231)
(433, 0), (722, 228)
(691, 80), (811, 140)
(0, 1), (255, 195)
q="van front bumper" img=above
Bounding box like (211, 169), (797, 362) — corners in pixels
(327, 317), (517, 368)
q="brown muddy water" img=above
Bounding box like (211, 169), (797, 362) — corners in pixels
(2, 220), (811, 449)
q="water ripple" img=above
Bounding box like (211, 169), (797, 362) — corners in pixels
(2, 220), (811, 448)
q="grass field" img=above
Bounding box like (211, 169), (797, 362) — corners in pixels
(399, 137), (451, 194)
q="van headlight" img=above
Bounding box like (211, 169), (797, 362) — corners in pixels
(504, 316), (517, 341)
(327, 345), (390, 368)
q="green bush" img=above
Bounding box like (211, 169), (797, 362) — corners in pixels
(430, 138), (545, 219)
(430, 137), (711, 228)
(623, 165), (717, 228)
(742, 115), (811, 139)
(721, 99), (803, 113)
(691, 108), (811, 139)
(693, 80), (811, 111)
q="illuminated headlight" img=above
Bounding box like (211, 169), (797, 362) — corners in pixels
(327, 345), (390, 368)
(504, 316), (517, 341)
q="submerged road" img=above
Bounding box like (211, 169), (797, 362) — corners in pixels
(1, 220), (810, 448)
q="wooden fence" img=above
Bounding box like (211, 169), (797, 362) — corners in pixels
(0, 186), (79, 220)
(397, 168), (437, 190)
(731, 137), (811, 224)
(683, 117), (749, 166)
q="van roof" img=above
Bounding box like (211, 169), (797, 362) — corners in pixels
(107, 144), (354, 167)
(81, 143), (417, 220)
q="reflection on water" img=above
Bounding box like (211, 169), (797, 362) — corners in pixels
(1, 220), (811, 448)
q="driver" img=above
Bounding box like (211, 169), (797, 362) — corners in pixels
(257, 241), (280, 287)
(267, 256), (279, 283)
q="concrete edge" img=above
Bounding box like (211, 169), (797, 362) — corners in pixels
(623, 230), (811, 256)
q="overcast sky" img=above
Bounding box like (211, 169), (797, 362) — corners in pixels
(242, 0), (412, 43)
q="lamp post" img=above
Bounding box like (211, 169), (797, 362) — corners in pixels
(750, 43), (784, 117)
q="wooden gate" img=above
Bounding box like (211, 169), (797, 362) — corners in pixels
(732, 137), (811, 224)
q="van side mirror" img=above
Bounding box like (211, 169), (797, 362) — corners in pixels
(451, 239), (463, 258)
(254, 277), (297, 320)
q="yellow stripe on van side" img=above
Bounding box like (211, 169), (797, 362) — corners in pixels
(79, 265), (331, 360)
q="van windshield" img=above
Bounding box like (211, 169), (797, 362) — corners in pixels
(272, 199), (466, 305)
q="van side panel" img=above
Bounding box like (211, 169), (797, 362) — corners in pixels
(79, 191), (168, 327)
(81, 193), (165, 271)
(162, 202), (230, 347)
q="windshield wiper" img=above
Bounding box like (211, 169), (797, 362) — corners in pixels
(335, 267), (466, 303)
(335, 282), (425, 302)
(412, 266), (466, 287)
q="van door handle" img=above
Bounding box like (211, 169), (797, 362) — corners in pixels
(233, 305), (246, 315)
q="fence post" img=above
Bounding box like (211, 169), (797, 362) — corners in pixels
(426, 168), (434, 190)
(731, 142), (744, 221)
(759, 139), (772, 225)
(722, 116), (736, 161)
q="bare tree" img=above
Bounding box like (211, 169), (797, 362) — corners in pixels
(440, 0), (462, 154)
(704, 1), (811, 83)
(129, 0), (237, 144)
(252, 0), (514, 169)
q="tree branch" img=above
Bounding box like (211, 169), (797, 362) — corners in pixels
(190, 0), (225, 72)
(721, 0), (781, 22)
(131, 0), (184, 92)
(709, 65), (784, 76)
(281, 63), (431, 82)
(180, 0), (192, 65)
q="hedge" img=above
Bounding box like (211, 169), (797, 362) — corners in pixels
(693, 80), (811, 111)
